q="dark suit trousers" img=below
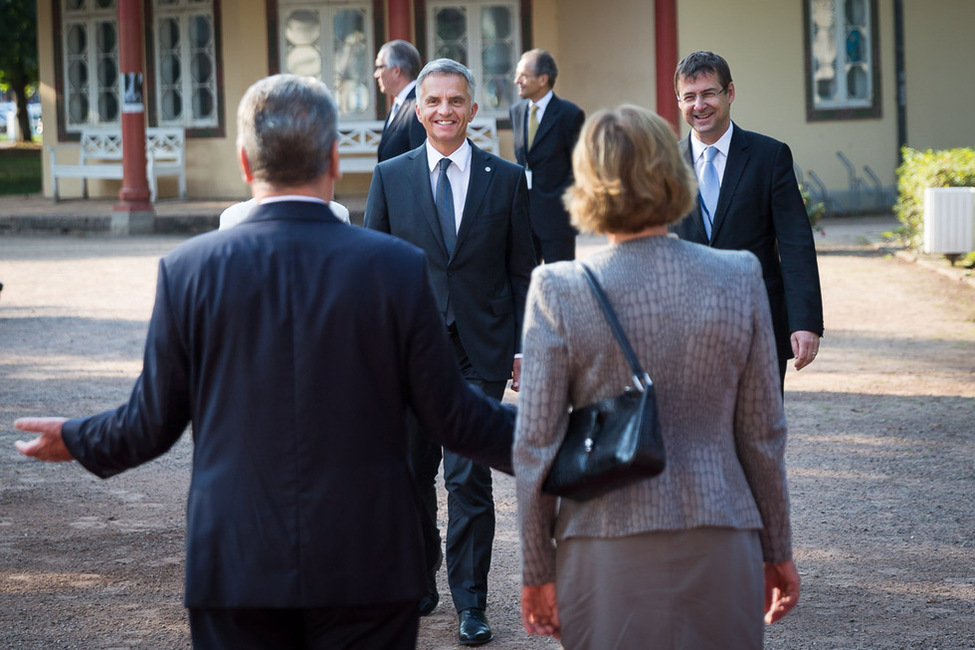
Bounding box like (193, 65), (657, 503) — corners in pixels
(407, 326), (505, 612)
(188, 601), (418, 650)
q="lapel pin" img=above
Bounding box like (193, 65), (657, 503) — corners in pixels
(485, 166), (491, 172)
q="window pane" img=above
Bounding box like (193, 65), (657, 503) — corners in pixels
(479, 6), (515, 111)
(284, 10), (323, 77)
(435, 8), (469, 64)
(333, 9), (371, 116)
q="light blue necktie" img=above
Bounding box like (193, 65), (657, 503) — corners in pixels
(436, 158), (456, 257)
(700, 146), (720, 239)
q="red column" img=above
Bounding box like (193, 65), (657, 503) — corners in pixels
(115, 0), (153, 213)
(388, 0), (411, 41)
(654, 0), (680, 133)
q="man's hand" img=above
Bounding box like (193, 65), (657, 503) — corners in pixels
(14, 417), (73, 462)
(522, 582), (560, 638)
(764, 559), (801, 624)
(510, 356), (522, 392)
(791, 330), (820, 371)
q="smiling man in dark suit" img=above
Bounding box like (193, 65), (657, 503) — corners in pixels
(509, 49), (585, 263)
(14, 73), (516, 650)
(364, 58), (535, 645)
(375, 40), (426, 163)
(671, 50), (824, 387)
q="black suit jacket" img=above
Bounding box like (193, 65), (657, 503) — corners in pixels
(60, 201), (515, 609)
(672, 124), (824, 361)
(364, 141), (536, 382)
(510, 95), (585, 240)
(377, 87), (426, 163)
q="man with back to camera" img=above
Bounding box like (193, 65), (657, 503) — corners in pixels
(14, 73), (516, 650)
(509, 48), (585, 263)
(364, 58), (536, 645)
(671, 50), (824, 387)
(375, 39), (427, 163)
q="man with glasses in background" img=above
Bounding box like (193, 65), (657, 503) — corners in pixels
(375, 40), (426, 163)
(671, 50), (824, 389)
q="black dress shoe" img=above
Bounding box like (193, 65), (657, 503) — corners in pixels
(457, 608), (493, 645)
(418, 591), (439, 616)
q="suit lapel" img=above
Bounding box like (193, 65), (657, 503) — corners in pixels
(681, 137), (709, 243)
(512, 101), (528, 162)
(406, 148), (448, 256)
(455, 143), (494, 256)
(710, 125), (748, 241)
(530, 95), (562, 150)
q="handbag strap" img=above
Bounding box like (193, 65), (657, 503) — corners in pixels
(577, 262), (653, 390)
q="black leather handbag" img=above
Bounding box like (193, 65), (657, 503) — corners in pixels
(541, 263), (666, 501)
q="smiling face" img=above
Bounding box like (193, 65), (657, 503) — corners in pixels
(514, 55), (548, 102)
(416, 72), (478, 156)
(676, 71), (734, 145)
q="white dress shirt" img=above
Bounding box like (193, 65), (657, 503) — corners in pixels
(425, 139), (472, 235)
(690, 121), (734, 186)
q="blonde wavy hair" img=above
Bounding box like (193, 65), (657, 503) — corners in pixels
(564, 104), (696, 234)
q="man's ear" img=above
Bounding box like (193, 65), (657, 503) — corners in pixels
(726, 82), (735, 105)
(238, 147), (254, 183)
(329, 141), (341, 180)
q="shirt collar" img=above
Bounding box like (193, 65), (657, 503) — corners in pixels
(394, 81), (416, 108)
(425, 138), (472, 174)
(530, 90), (554, 112)
(260, 195), (329, 206)
(691, 121), (734, 161)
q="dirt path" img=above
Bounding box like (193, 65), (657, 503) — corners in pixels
(1, 221), (973, 648)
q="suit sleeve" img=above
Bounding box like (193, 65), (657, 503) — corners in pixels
(363, 165), (391, 233)
(507, 169), (537, 353)
(770, 142), (824, 336)
(61, 259), (192, 478)
(733, 255), (792, 563)
(404, 260), (515, 473)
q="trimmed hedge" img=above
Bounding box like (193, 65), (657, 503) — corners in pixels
(895, 147), (975, 250)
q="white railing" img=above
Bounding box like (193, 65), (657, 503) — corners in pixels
(337, 117), (498, 174)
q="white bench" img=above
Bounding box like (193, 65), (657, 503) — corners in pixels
(48, 127), (186, 202)
(337, 117), (499, 174)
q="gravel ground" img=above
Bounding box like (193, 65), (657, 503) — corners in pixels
(1, 219), (973, 649)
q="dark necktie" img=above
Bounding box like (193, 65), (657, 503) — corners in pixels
(700, 146), (720, 239)
(436, 158), (456, 256)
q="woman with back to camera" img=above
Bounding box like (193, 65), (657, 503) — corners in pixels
(513, 105), (800, 649)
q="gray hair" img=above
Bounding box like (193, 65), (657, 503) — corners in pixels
(379, 40), (422, 80)
(236, 74), (337, 186)
(416, 58), (476, 97)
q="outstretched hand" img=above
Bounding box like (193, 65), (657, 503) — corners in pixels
(14, 417), (73, 462)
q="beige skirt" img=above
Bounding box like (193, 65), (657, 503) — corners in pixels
(555, 527), (764, 650)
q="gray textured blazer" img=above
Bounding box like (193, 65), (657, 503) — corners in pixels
(513, 234), (792, 585)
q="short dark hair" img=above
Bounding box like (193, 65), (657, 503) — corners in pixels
(523, 49), (558, 88)
(674, 51), (733, 93)
(380, 40), (422, 80)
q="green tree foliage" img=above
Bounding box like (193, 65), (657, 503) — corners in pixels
(895, 147), (975, 250)
(0, 1), (39, 142)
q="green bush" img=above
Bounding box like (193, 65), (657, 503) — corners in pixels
(894, 147), (975, 250)
(800, 185), (825, 235)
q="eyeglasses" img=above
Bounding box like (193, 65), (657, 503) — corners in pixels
(678, 87), (727, 105)
(374, 64), (388, 72)
(513, 72), (539, 83)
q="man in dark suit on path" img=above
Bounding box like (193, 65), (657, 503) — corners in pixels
(671, 51), (824, 386)
(509, 49), (585, 263)
(375, 40), (426, 163)
(14, 74), (515, 650)
(364, 58), (535, 645)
